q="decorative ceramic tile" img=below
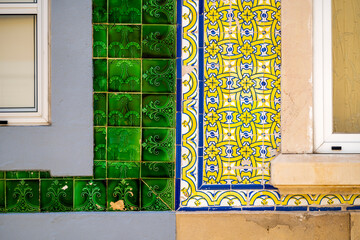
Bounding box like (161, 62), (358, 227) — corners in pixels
(107, 179), (140, 211)
(93, 0), (107, 23)
(94, 93), (107, 126)
(107, 161), (140, 179)
(108, 25), (141, 58)
(0, 180), (4, 212)
(74, 180), (106, 211)
(142, 59), (176, 93)
(176, 0), (360, 211)
(94, 161), (107, 179)
(108, 94), (141, 126)
(109, 0), (141, 24)
(141, 179), (174, 210)
(141, 162), (175, 178)
(41, 179), (73, 212)
(142, 94), (176, 127)
(143, 0), (176, 24)
(93, 59), (108, 92)
(6, 180), (40, 212)
(107, 127), (141, 161)
(94, 127), (107, 160)
(142, 25), (176, 58)
(109, 60), (141, 92)
(142, 129), (175, 161)
(93, 25), (107, 58)
(6, 171), (39, 179)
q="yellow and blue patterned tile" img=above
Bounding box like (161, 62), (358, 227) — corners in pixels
(178, 0), (360, 211)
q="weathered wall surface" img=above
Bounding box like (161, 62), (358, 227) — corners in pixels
(177, 213), (360, 240)
(281, 0), (313, 153)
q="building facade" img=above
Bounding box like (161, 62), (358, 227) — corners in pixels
(0, 0), (360, 239)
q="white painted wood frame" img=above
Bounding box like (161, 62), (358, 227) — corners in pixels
(0, 0), (49, 125)
(314, 0), (360, 153)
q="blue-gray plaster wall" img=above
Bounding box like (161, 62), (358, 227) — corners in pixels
(0, 212), (176, 240)
(0, 2), (176, 239)
(0, 0), (93, 176)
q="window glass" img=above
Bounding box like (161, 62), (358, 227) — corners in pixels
(332, 0), (360, 133)
(0, 15), (36, 110)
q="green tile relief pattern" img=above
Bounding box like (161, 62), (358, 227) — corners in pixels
(142, 25), (176, 58)
(0, 0), (176, 213)
(142, 59), (176, 93)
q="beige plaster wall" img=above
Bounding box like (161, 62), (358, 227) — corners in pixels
(281, 0), (313, 153)
(272, 0), (360, 194)
(177, 213), (353, 240)
(352, 213), (360, 240)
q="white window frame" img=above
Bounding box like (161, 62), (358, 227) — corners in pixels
(314, 0), (360, 153)
(0, 0), (49, 125)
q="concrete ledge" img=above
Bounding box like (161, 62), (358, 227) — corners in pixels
(271, 154), (360, 194)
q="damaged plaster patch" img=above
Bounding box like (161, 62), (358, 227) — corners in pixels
(182, 65), (196, 77)
(110, 200), (125, 211)
(244, 213), (306, 232)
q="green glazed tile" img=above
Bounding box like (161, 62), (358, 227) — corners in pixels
(109, 60), (141, 92)
(94, 127), (107, 160)
(108, 25), (141, 58)
(107, 161), (140, 178)
(107, 127), (141, 161)
(74, 180), (106, 211)
(142, 94), (175, 127)
(93, 0), (107, 23)
(142, 0), (176, 24)
(142, 25), (176, 58)
(109, 0), (141, 23)
(40, 171), (51, 179)
(141, 162), (174, 178)
(107, 179), (139, 211)
(6, 171), (39, 179)
(6, 180), (40, 212)
(108, 94), (141, 126)
(142, 129), (175, 161)
(0, 181), (4, 212)
(74, 176), (94, 180)
(41, 179), (73, 212)
(141, 179), (173, 210)
(0, 172), (4, 179)
(94, 161), (107, 179)
(93, 25), (108, 58)
(142, 59), (176, 93)
(94, 93), (107, 126)
(93, 59), (108, 92)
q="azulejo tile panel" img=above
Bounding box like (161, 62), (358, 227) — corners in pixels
(176, 0), (360, 211)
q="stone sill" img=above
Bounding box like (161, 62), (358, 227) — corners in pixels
(270, 154), (360, 195)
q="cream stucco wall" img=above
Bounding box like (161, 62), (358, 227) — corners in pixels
(271, 0), (360, 194)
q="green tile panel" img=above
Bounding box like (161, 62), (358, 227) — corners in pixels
(0, 0), (176, 213)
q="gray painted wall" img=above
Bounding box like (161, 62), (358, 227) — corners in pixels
(0, 4), (176, 240)
(0, 212), (176, 240)
(0, 0), (93, 176)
